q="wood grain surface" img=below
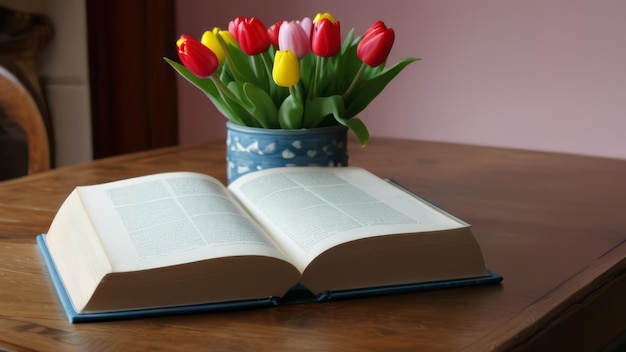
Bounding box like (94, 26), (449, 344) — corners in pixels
(1, 138), (624, 351)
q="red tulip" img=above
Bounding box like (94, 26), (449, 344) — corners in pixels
(228, 16), (271, 55)
(267, 21), (284, 48)
(357, 20), (395, 67)
(176, 34), (219, 78)
(310, 18), (341, 57)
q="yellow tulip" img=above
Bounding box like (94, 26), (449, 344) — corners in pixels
(313, 12), (337, 24)
(272, 50), (300, 87)
(215, 28), (237, 47)
(201, 29), (225, 66)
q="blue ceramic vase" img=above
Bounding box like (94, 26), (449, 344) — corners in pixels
(226, 122), (349, 183)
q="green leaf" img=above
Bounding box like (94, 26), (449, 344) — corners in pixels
(299, 52), (316, 98)
(241, 82), (279, 128)
(344, 57), (420, 118)
(302, 95), (369, 145)
(303, 95), (345, 128)
(224, 44), (257, 84)
(224, 82), (263, 127)
(165, 58), (218, 97)
(165, 58), (244, 125)
(334, 115), (370, 146)
(278, 94), (304, 129)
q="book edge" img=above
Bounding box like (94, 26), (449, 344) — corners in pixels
(37, 234), (278, 323)
(37, 234), (502, 323)
(385, 178), (471, 226)
(313, 271), (503, 302)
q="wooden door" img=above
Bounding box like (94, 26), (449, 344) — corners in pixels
(86, 0), (178, 158)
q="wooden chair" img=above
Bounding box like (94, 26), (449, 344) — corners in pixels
(0, 4), (54, 179)
(0, 65), (50, 174)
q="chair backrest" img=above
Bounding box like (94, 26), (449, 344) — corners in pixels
(0, 65), (50, 174)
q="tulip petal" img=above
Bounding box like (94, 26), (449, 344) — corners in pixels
(177, 35), (219, 78)
(272, 50), (300, 87)
(278, 21), (310, 58)
(311, 19), (341, 57)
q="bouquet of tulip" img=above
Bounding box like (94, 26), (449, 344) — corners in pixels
(165, 12), (419, 146)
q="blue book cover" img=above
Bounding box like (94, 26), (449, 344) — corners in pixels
(37, 234), (502, 323)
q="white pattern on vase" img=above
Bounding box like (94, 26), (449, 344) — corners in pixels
(226, 122), (349, 183)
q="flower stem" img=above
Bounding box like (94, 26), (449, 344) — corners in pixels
(342, 63), (366, 99)
(216, 35), (243, 81)
(261, 51), (274, 79)
(288, 84), (305, 129)
(260, 50), (277, 98)
(309, 55), (322, 100)
(210, 75), (240, 104)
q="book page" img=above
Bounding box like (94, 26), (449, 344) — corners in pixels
(228, 167), (467, 272)
(78, 172), (288, 272)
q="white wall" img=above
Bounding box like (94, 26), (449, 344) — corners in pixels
(176, 0), (626, 160)
(37, 0), (92, 167)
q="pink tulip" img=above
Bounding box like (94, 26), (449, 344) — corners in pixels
(278, 21), (310, 58)
(299, 17), (312, 38)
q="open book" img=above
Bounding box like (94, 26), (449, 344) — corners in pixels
(38, 166), (501, 322)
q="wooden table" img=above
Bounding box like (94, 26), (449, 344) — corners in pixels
(1, 138), (625, 351)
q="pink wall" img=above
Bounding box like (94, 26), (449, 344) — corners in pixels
(175, 0), (626, 160)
